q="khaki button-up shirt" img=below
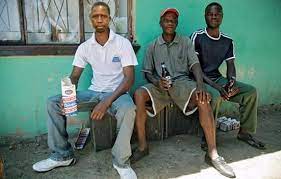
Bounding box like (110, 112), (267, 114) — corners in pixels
(142, 34), (199, 80)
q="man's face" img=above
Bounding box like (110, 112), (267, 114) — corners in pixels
(90, 5), (111, 33)
(205, 5), (223, 29)
(160, 12), (178, 35)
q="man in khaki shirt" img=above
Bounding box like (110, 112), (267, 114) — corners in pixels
(131, 8), (236, 178)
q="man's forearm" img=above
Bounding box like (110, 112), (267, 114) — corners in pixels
(106, 76), (133, 105)
(227, 67), (236, 81)
(191, 63), (204, 88)
(226, 59), (236, 81)
(70, 66), (84, 88)
(70, 76), (79, 87)
(202, 73), (220, 89)
(105, 66), (135, 106)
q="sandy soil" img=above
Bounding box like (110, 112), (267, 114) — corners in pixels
(1, 104), (281, 179)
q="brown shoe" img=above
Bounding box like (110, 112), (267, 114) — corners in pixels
(200, 136), (208, 151)
(205, 154), (236, 178)
(130, 147), (149, 164)
(237, 133), (266, 150)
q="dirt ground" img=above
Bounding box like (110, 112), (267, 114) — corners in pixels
(1, 104), (281, 179)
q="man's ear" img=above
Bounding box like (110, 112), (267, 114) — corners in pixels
(89, 19), (94, 28)
(159, 18), (163, 26)
(159, 16), (163, 25)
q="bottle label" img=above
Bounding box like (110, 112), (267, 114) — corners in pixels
(165, 76), (172, 85)
(61, 78), (78, 117)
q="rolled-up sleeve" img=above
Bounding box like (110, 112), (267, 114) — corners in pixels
(120, 39), (138, 67)
(142, 43), (155, 74)
(186, 38), (199, 70)
(224, 40), (235, 61)
(72, 44), (88, 68)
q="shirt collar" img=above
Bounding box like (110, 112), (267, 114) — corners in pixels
(157, 33), (180, 45)
(204, 28), (221, 40)
(90, 29), (116, 45)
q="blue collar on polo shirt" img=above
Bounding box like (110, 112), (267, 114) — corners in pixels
(158, 33), (180, 45)
(90, 29), (116, 45)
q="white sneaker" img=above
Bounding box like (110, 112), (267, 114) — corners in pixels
(113, 164), (137, 179)
(32, 158), (75, 172)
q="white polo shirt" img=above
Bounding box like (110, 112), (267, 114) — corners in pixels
(73, 30), (138, 92)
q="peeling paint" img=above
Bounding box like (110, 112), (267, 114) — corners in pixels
(237, 66), (245, 80)
(247, 67), (256, 79)
(47, 77), (53, 82)
(15, 128), (25, 137)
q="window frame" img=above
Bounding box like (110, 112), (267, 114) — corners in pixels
(0, 0), (139, 56)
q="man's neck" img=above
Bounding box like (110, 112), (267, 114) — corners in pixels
(206, 27), (220, 38)
(162, 33), (176, 44)
(95, 28), (110, 46)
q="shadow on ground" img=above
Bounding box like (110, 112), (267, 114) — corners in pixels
(1, 104), (281, 178)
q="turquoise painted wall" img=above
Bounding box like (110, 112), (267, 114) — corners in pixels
(135, 0), (281, 102)
(0, 57), (92, 137)
(0, 0), (281, 137)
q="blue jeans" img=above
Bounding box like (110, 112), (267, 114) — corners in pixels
(47, 90), (136, 167)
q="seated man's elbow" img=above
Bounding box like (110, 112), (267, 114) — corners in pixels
(128, 78), (135, 90)
(123, 77), (134, 91)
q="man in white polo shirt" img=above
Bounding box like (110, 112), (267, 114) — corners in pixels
(32, 2), (138, 178)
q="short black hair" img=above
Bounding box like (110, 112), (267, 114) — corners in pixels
(91, 1), (111, 16)
(205, 2), (223, 14)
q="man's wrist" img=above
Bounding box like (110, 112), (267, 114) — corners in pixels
(196, 82), (205, 90)
(152, 80), (159, 88)
(104, 97), (113, 107)
(214, 83), (222, 90)
(229, 76), (236, 81)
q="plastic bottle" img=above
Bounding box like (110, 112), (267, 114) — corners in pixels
(61, 77), (77, 116)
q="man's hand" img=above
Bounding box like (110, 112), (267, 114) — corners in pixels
(59, 99), (66, 115)
(90, 98), (111, 120)
(224, 79), (235, 93)
(225, 78), (240, 98)
(195, 85), (211, 104)
(216, 85), (230, 100)
(225, 80), (240, 98)
(217, 80), (240, 100)
(158, 77), (171, 91)
(228, 86), (240, 97)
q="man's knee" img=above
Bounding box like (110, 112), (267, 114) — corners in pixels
(134, 88), (149, 104)
(115, 104), (136, 131)
(121, 104), (136, 116)
(210, 95), (222, 108)
(196, 102), (210, 110)
(116, 103), (136, 121)
(46, 95), (61, 111)
(195, 96), (213, 114)
(248, 85), (257, 97)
